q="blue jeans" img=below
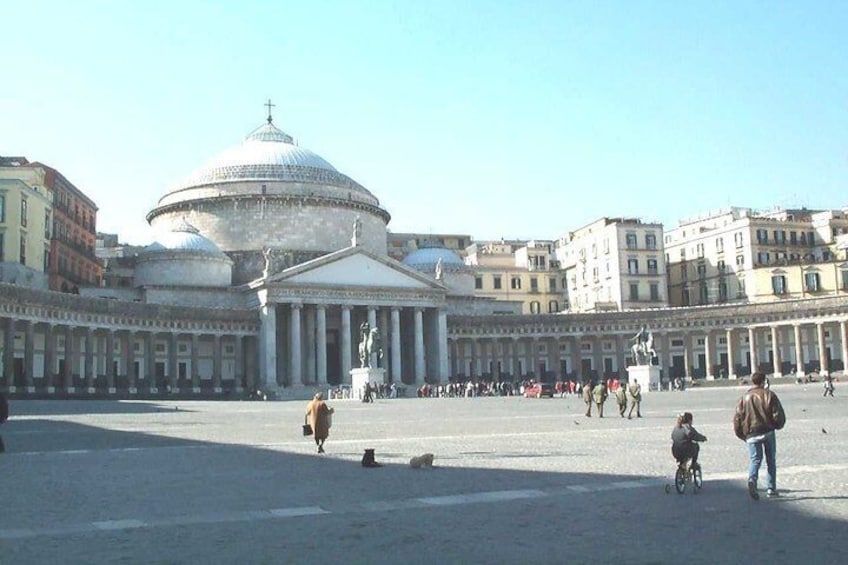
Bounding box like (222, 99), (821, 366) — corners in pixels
(747, 431), (777, 491)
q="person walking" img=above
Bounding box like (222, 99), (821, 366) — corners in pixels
(582, 380), (594, 417)
(823, 374), (834, 397)
(305, 392), (335, 454)
(593, 379), (608, 418)
(615, 382), (628, 417)
(627, 380), (642, 419)
(733, 372), (786, 500)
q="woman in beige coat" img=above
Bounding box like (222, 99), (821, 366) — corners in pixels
(305, 392), (334, 453)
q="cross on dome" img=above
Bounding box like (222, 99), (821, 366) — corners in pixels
(265, 99), (276, 124)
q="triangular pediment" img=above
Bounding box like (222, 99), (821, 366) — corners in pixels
(253, 246), (444, 290)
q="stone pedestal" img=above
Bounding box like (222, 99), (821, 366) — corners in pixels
(351, 367), (386, 400)
(626, 364), (662, 392)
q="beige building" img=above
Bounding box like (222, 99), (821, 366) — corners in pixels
(463, 239), (564, 315)
(665, 207), (848, 306)
(0, 174), (52, 289)
(555, 217), (667, 313)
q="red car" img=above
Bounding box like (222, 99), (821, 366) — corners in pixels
(524, 382), (554, 398)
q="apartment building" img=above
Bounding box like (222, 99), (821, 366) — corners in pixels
(555, 217), (667, 312)
(0, 157), (102, 292)
(464, 239), (565, 314)
(664, 207), (848, 306)
(0, 172), (52, 288)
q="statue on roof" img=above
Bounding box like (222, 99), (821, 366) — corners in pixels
(435, 257), (444, 281)
(352, 217), (362, 247)
(262, 247), (273, 278)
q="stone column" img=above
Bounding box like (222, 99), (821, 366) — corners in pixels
(469, 338), (478, 378)
(481, 338), (491, 378)
(414, 307), (425, 385)
(437, 310), (449, 384)
(44, 323), (55, 391)
(63, 325), (76, 392)
(510, 337), (520, 379)
(24, 320), (35, 391)
(748, 327), (757, 375)
(125, 331), (136, 392)
(212, 334), (222, 392)
(682, 333), (692, 378)
(304, 306), (316, 383)
(794, 324), (804, 375)
(191, 333), (200, 392)
(571, 336), (582, 380)
(316, 305), (327, 386)
(704, 330), (713, 379)
(341, 305), (352, 384)
(367, 306), (378, 369)
(235, 335), (245, 392)
(105, 330), (115, 392)
(817, 322), (828, 376)
(771, 326), (782, 377)
(145, 331), (155, 392)
(2, 317), (15, 389)
(168, 332), (178, 392)
(289, 304), (302, 386)
(726, 328), (736, 379)
(390, 307), (401, 383)
(592, 336), (602, 380)
(841, 321), (848, 377)
(84, 327), (96, 391)
(259, 303), (277, 391)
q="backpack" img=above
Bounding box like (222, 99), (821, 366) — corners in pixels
(0, 393), (8, 424)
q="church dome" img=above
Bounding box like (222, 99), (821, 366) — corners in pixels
(144, 218), (226, 256)
(168, 121), (369, 195)
(402, 242), (465, 270)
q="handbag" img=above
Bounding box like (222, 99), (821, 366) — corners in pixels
(302, 415), (313, 436)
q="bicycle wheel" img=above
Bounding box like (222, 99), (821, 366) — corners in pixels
(674, 466), (687, 494)
(693, 466), (703, 490)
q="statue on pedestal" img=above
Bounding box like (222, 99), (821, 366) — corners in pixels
(630, 324), (657, 365)
(357, 321), (383, 368)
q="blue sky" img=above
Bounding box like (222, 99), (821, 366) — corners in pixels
(2, 0), (846, 245)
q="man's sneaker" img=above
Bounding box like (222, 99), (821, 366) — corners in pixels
(767, 489), (779, 498)
(748, 480), (760, 500)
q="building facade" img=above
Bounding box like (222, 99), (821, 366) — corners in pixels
(556, 217), (667, 312)
(0, 175), (52, 289)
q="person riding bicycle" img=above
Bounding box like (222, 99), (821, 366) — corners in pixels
(671, 412), (707, 470)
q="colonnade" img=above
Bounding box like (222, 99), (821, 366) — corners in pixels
(259, 302), (449, 390)
(449, 318), (848, 382)
(1, 316), (253, 394)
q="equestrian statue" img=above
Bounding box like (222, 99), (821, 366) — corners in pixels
(358, 321), (383, 368)
(630, 324), (657, 366)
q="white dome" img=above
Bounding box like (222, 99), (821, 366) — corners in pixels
(144, 219), (225, 256)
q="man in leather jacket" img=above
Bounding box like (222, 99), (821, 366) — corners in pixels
(733, 372), (786, 500)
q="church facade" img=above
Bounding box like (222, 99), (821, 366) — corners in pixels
(2, 114), (848, 397)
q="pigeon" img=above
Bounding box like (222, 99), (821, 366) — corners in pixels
(573, 420), (580, 425)
(822, 428), (828, 434)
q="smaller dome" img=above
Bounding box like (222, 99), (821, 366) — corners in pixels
(144, 219), (226, 256)
(402, 240), (466, 271)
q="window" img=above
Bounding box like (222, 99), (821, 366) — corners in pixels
(680, 248), (686, 260)
(718, 281), (728, 302)
(44, 211), (51, 238)
(530, 277), (538, 292)
(696, 263), (707, 276)
(626, 233), (637, 249)
(735, 232), (744, 248)
(511, 277), (522, 290)
(804, 272), (820, 292)
(647, 259), (658, 274)
(649, 283), (659, 300)
(475, 276), (483, 290)
(548, 277), (556, 292)
(717, 259), (726, 273)
(627, 258), (639, 274)
(736, 255), (745, 267)
(20, 198), (28, 227)
(772, 275), (787, 294)
(790, 231), (797, 245)
(716, 237), (724, 253)
(699, 282), (708, 304)
(493, 276), (502, 290)
(629, 283), (639, 301)
(19, 233), (26, 264)
(592, 266), (599, 282)
(841, 270), (848, 291)
(680, 264), (688, 281)
(603, 238), (610, 254)
(682, 287), (690, 306)
(43, 246), (50, 271)
(756, 229), (768, 243)
(0, 232), (4, 261)
(757, 252), (770, 265)
(775, 230), (786, 244)
(645, 233), (657, 249)
(0, 194), (5, 222)
(548, 300), (559, 313)
(530, 301), (541, 314)
(696, 243), (704, 258)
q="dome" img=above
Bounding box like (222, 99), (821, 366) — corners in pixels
(169, 121), (368, 194)
(402, 247), (465, 268)
(144, 218), (226, 256)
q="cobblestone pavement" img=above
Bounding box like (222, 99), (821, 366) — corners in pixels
(1, 384), (846, 564)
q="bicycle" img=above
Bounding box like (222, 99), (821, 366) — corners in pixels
(672, 458), (703, 494)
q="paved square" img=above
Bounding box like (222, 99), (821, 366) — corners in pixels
(1, 383), (846, 564)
